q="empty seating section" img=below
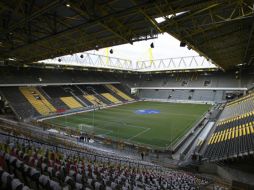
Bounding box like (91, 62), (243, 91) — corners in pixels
(219, 92), (254, 120)
(78, 85), (110, 105)
(19, 87), (56, 116)
(0, 133), (209, 190)
(105, 84), (133, 101)
(0, 87), (40, 119)
(1, 84), (134, 120)
(125, 71), (241, 88)
(60, 97), (83, 109)
(40, 86), (69, 111)
(42, 86), (71, 98)
(66, 86), (94, 107)
(101, 93), (121, 104)
(204, 92), (254, 161)
(86, 85), (121, 104)
(84, 95), (105, 106)
(139, 89), (224, 102)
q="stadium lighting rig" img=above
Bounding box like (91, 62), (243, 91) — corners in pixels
(180, 41), (186, 47)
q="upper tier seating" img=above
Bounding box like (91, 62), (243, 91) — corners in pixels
(139, 89), (224, 102)
(124, 72), (242, 89)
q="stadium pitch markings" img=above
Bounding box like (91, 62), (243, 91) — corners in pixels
(47, 101), (211, 148)
(135, 109), (160, 115)
(73, 116), (147, 129)
(127, 127), (151, 141)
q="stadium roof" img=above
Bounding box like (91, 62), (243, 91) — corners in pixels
(161, 0), (254, 70)
(0, 0), (254, 70)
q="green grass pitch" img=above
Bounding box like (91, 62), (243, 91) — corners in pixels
(46, 101), (211, 149)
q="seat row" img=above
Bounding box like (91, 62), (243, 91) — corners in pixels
(0, 133), (208, 190)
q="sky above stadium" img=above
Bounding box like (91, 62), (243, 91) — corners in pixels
(41, 33), (216, 71)
(87, 33), (199, 62)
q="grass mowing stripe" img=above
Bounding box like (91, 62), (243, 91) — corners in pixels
(47, 101), (211, 148)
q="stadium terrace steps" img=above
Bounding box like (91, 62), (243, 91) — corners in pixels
(67, 85), (94, 106)
(105, 84), (133, 101)
(204, 124), (254, 160)
(38, 86), (69, 111)
(1, 84), (135, 120)
(204, 92), (254, 161)
(219, 92), (254, 120)
(94, 93), (111, 105)
(19, 87), (56, 116)
(78, 84), (112, 105)
(60, 96), (83, 109)
(101, 93), (121, 104)
(0, 87), (40, 119)
(84, 95), (106, 106)
(0, 132), (211, 190)
(76, 95), (93, 106)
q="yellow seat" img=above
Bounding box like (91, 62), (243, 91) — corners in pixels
(101, 93), (121, 104)
(60, 97), (83, 109)
(84, 95), (105, 106)
(105, 84), (133, 101)
(19, 87), (56, 115)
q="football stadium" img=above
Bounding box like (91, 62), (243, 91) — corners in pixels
(0, 1), (254, 190)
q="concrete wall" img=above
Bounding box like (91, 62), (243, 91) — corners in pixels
(199, 163), (254, 186)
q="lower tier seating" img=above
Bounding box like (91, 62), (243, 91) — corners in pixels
(100, 93), (121, 104)
(105, 84), (133, 101)
(60, 97), (83, 109)
(204, 92), (254, 161)
(0, 133), (209, 190)
(19, 87), (56, 116)
(0, 84), (135, 120)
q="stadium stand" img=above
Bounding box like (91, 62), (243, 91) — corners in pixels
(19, 87), (56, 116)
(0, 87), (40, 119)
(83, 95), (105, 107)
(60, 97), (83, 109)
(0, 83), (135, 120)
(0, 132), (209, 190)
(125, 72), (244, 89)
(219, 92), (254, 120)
(139, 89), (224, 103)
(62, 86), (94, 107)
(105, 84), (134, 102)
(88, 85), (121, 104)
(204, 92), (254, 161)
(78, 85), (109, 106)
(2, 0), (254, 188)
(101, 93), (121, 104)
(40, 86), (70, 112)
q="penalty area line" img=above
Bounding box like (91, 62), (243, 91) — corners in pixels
(127, 127), (151, 141)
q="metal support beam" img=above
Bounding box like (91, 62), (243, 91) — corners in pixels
(130, 0), (163, 33)
(243, 17), (254, 65)
(70, 2), (133, 44)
